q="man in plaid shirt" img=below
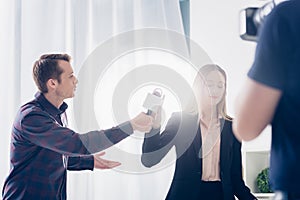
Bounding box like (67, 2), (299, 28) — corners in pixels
(2, 54), (153, 200)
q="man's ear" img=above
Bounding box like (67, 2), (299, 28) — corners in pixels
(46, 79), (58, 91)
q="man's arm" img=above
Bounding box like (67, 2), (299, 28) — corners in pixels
(233, 78), (282, 141)
(79, 112), (153, 154)
(21, 111), (152, 156)
(67, 152), (121, 171)
(67, 155), (94, 171)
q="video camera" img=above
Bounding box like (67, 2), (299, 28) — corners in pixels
(239, 0), (287, 42)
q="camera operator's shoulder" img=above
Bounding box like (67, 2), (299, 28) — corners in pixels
(273, 0), (298, 16)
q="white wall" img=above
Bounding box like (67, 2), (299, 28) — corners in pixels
(190, 0), (272, 153)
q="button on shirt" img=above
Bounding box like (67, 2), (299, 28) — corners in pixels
(2, 92), (133, 200)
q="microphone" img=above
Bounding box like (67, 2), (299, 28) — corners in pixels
(143, 88), (164, 115)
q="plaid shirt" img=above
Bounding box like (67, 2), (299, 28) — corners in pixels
(2, 92), (133, 200)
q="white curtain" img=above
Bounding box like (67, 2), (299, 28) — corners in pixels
(0, 0), (188, 199)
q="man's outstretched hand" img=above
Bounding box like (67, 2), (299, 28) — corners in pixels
(93, 152), (121, 169)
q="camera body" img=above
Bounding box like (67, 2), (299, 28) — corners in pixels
(239, 0), (284, 42)
(239, 7), (260, 42)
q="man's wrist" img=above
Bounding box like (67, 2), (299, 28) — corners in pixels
(119, 121), (134, 135)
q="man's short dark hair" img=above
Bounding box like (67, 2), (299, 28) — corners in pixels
(32, 54), (71, 93)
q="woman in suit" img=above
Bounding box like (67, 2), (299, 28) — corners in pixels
(142, 64), (256, 200)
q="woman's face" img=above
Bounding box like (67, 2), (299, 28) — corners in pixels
(200, 70), (226, 106)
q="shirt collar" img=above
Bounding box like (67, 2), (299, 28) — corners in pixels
(35, 92), (68, 116)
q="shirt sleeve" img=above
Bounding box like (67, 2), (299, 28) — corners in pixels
(231, 137), (257, 199)
(248, 4), (292, 90)
(78, 121), (133, 154)
(67, 155), (94, 171)
(21, 110), (133, 155)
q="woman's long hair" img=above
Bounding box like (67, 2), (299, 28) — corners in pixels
(184, 64), (232, 121)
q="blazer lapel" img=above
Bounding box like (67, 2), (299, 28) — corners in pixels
(220, 119), (234, 171)
(193, 126), (201, 159)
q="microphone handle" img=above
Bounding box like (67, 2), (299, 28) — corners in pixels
(146, 110), (152, 115)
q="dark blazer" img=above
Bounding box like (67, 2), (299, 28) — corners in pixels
(142, 112), (256, 200)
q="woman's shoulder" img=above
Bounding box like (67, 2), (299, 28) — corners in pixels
(222, 118), (242, 144)
(221, 119), (235, 137)
(224, 118), (232, 125)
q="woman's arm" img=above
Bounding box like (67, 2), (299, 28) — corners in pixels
(141, 113), (180, 167)
(231, 138), (257, 200)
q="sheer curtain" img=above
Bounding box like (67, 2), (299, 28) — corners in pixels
(0, 0), (186, 199)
